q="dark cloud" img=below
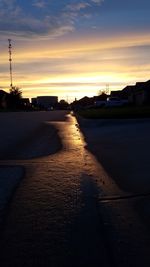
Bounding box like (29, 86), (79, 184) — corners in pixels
(0, 0), (105, 39)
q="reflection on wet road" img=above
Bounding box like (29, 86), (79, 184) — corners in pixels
(0, 114), (150, 267)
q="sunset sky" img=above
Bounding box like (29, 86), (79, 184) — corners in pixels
(0, 0), (150, 102)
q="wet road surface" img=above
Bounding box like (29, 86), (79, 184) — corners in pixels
(0, 113), (150, 266)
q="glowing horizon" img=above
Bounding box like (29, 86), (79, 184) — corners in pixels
(0, 0), (150, 102)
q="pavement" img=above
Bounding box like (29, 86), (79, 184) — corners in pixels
(0, 111), (110, 267)
(0, 111), (67, 233)
(0, 111), (150, 266)
(0, 111), (67, 159)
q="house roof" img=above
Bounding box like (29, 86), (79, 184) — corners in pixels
(122, 85), (135, 92)
(122, 80), (150, 95)
(0, 90), (8, 96)
(135, 80), (150, 92)
(0, 90), (8, 100)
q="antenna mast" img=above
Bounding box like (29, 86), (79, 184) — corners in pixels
(8, 39), (13, 89)
(106, 84), (110, 95)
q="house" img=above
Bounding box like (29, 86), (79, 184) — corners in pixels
(36, 96), (58, 109)
(113, 80), (150, 106)
(110, 90), (122, 98)
(94, 93), (109, 107)
(22, 98), (30, 107)
(31, 98), (37, 107)
(124, 80), (150, 106)
(0, 90), (9, 109)
(121, 85), (135, 103)
(71, 96), (95, 110)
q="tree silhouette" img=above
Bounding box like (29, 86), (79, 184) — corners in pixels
(58, 99), (69, 109)
(9, 86), (22, 109)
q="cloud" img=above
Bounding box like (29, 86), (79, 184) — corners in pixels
(0, 0), (105, 40)
(32, 0), (46, 8)
(0, 8), (74, 39)
(91, 0), (104, 4)
(66, 2), (90, 12)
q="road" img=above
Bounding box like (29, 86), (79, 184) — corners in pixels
(0, 111), (150, 267)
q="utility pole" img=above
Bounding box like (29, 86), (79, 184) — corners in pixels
(8, 39), (13, 89)
(66, 95), (69, 103)
(106, 84), (110, 95)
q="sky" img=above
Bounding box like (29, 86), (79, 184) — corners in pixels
(0, 0), (150, 102)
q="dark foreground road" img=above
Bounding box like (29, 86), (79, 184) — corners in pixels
(0, 111), (150, 267)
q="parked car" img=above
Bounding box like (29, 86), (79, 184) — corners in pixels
(94, 100), (106, 107)
(105, 97), (128, 107)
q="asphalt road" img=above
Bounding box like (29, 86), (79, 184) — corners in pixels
(0, 111), (150, 267)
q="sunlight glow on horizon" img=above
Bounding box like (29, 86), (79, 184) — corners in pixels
(1, 32), (150, 102)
